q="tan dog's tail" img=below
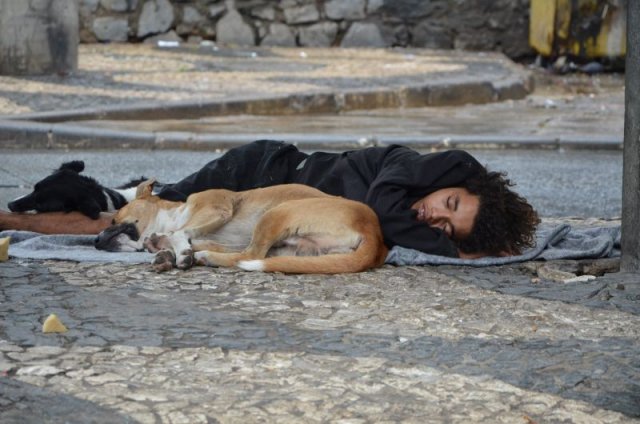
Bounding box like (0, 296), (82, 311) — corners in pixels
(237, 226), (388, 274)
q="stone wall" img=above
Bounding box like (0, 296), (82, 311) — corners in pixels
(80, 0), (533, 58)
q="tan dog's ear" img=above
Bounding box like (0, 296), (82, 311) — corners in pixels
(135, 179), (157, 199)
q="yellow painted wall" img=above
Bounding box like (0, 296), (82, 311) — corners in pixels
(530, 0), (626, 58)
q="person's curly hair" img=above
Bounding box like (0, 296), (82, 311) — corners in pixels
(456, 168), (540, 256)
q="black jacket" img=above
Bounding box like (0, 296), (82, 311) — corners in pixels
(158, 141), (483, 257)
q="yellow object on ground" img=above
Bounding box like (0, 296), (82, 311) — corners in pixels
(0, 236), (9, 261)
(530, 0), (627, 58)
(42, 314), (68, 333)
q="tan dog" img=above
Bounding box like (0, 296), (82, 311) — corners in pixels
(94, 181), (388, 274)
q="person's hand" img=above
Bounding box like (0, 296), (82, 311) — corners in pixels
(457, 249), (514, 259)
(457, 250), (488, 259)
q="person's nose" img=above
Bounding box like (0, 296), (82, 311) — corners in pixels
(428, 206), (449, 223)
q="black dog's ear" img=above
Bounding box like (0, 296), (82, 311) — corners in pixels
(58, 161), (85, 173)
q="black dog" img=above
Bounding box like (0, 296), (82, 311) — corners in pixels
(8, 161), (142, 219)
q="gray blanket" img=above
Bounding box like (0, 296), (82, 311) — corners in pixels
(0, 224), (621, 266)
(0, 230), (153, 264)
(386, 224), (620, 266)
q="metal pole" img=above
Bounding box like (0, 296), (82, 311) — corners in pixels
(621, 0), (640, 272)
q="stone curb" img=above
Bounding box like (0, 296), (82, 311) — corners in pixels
(0, 120), (623, 151)
(0, 76), (531, 123)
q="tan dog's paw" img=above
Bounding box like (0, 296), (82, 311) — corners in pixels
(176, 249), (194, 270)
(153, 249), (176, 272)
(194, 251), (215, 267)
(144, 233), (171, 253)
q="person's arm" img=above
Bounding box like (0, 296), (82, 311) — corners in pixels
(0, 210), (113, 235)
(377, 209), (460, 256)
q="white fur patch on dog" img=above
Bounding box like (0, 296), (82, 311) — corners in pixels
(153, 205), (191, 234)
(237, 260), (265, 272)
(116, 234), (143, 252)
(116, 187), (138, 202)
(193, 251), (209, 266)
(103, 190), (115, 211)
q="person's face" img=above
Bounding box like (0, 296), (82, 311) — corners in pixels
(411, 187), (480, 241)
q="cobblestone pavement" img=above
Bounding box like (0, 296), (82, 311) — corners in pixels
(1, 256), (639, 423)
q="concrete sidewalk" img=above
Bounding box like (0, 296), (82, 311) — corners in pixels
(0, 44), (532, 118)
(0, 42), (536, 151)
(0, 43), (624, 151)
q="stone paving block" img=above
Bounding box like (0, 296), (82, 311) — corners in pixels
(341, 22), (386, 48)
(339, 90), (403, 111)
(92, 17), (129, 42)
(427, 81), (496, 106)
(217, 8), (255, 46)
(137, 0), (174, 38)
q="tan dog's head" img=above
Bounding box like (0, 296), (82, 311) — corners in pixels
(94, 179), (159, 251)
(112, 179), (161, 231)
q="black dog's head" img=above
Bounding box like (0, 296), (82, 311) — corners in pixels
(8, 161), (107, 219)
